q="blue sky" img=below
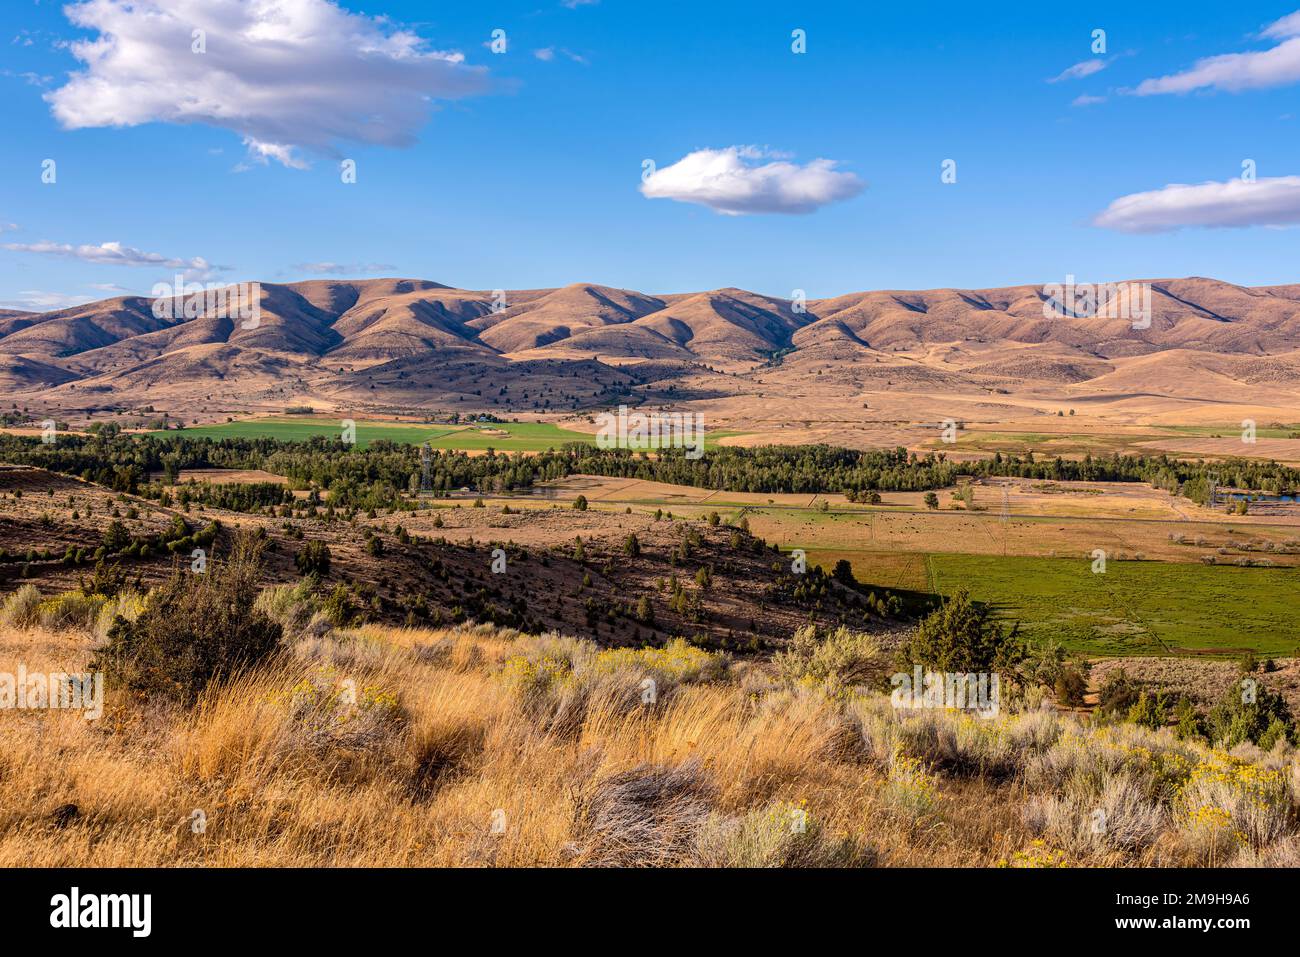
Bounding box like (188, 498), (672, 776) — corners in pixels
(2, 0), (1299, 310)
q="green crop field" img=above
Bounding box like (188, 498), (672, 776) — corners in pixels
(153, 418), (594, 451)
(922, 553), (1299, 658)
(155, 417), (743, 452)
(784, 544), (1297, 658)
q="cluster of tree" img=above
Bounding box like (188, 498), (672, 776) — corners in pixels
(2, 432), (1297, 513)
(142, 481), (295, 512)
(1099, 663), (1295, 750)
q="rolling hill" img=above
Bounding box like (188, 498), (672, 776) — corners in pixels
(3, 275), (1300, 424)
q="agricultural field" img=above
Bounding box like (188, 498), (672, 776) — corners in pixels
(153, 417), (592, 450)
(922, 553), (1300, 659)
(916, 424), (1300, 464)
(517, 475), (1300, 659)
(154, 417), (742, 453)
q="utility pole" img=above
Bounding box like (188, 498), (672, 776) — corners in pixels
(1001, 484), (1009, 556)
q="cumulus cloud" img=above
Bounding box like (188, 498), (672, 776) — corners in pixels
(640, 146), (865, 215)
(1135, 11), (1300, 94)
(1049, 59), (1108, 83)
(1092, 176), (1300, 232)
(45, 0), (490, 168)
(2, 240), (222, 279)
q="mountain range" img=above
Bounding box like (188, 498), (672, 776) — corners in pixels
(4, 276), (1300, 417)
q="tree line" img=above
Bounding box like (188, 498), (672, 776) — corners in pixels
(0, 431), (1296, 512)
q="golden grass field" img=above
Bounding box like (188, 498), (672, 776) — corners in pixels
(3, 609), (1300, 868)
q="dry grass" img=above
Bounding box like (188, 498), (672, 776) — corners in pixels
(1, 614), (1298, 868)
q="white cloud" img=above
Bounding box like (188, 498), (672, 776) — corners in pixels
(533, 46), (586, 65)
(640, 146), (865, 215)
(45, 0), (490, 168)
(1072, 94), (1107, 107)
(1262, 11), (1300, 40)
(1092, 175), (1300, 232)
(1049, 59), (1107, 83)
(0, 222), (16, 232)
(1135, 12), (1300, 94)
(2, 240), (222, 278)
(294, 261), (397, 275)
(2, 291), (95, 311)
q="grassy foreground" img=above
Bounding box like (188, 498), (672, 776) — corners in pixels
(2, 607), (1299, 867)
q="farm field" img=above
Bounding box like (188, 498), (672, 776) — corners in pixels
(775, 546), (1295, 658)
(153, 417), (743, 452)
(921, 553), (1300, 658)
(911, 423), (1300, 464)
(441, 473), (1300, 658)
(152, 417), (591, 450)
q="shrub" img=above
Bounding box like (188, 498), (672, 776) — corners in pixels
(694, 800), (868, 867)
(89, 533), (283, 704)
(102, 519), (130, 553)
(1024, 772), (1166, 853)
(36, 591), (107, 633)
(1177, 752), (1291, 851)
(321, 583), (363, 627)
(92, 590), (146, 643)
(1205, 680), (1293, 749)
(295, 540), (331, 577)
(1127, 690), (1174, 730)
(832, 559), (856, 585)
(256, 579), (324, 639)
(882, 752), (937, 820)
(775, 624), (882, 692)
(0, 584), (43, 629)
(1054, 668), (1088, 707)
(1174, 698), (1206, 742)
(573, 762), (713, 866)
(897, 588), (1023, 674)
(80, 559), (128, 598)
(593, 638), (727, 688)
(1096, 669), (1141, 720)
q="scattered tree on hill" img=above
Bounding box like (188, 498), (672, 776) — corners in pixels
(295, 540), (331, 577)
